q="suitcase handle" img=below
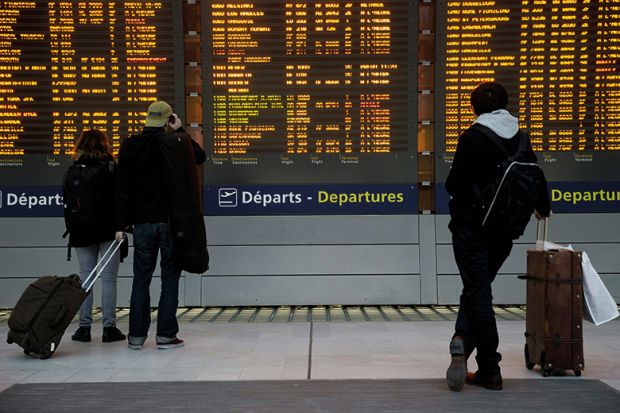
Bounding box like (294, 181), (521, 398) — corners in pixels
(535, 217), (549, 250)
(82, 238), (125, 293)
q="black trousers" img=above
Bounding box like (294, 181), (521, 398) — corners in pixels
(451, 223), (513, 376)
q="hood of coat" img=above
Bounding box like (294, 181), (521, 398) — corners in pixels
(473, 109), (519, 139)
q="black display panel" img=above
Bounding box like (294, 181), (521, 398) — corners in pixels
(0, 0), (183, 185)
(203, 0), (417, 185)
(436, 0), (620, 184)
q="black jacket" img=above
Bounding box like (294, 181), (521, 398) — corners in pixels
(445, 126), (551, 229)
(115, 127), (206, 230)
(68, 156), (116, 247)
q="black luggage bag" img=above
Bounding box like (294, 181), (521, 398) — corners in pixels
(6, 239), (123, 359)
(7, 275), (86, 359)
(159, 130), (209, 273)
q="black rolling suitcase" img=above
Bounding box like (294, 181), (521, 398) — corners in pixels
(6, 239), (123, 359)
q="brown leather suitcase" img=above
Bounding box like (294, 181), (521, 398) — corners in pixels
(522, 247), (584, 376)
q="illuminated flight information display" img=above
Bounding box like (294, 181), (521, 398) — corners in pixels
(437, 0), (620, 183)
(0, 0), (181, 182)
(204, 0), (416, 185)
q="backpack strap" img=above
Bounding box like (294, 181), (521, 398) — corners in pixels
(470, 123), (524, 158)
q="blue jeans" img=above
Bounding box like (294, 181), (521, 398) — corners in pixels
(129, 223), (182, 343)
(75, 241), (120, 328)
(452, 223), (512, 376)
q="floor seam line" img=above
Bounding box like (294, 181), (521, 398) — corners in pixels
(307, 321), (313, 380)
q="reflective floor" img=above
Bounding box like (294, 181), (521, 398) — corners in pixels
(0, 307), (619, 395)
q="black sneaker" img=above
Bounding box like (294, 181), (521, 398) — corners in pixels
(71, 326), (91, 342)
(466, 371), (503, 391)
(156, 337), (184, 350)
(102, 326), (126, 343)
(446, 336), (467, 391)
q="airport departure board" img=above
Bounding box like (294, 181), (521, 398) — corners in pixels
(203, 1), (417, 185)
(436, 0), (620, 183)
(0, 0), (182, 182)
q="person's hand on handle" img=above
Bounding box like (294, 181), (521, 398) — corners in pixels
(534, 209), (552, 220)
(115, 231), (124, 242)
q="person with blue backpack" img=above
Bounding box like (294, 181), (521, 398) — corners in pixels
(444, 82), (551, 391)
(62, 129), (126, 343)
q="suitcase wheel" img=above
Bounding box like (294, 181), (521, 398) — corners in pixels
(23, 350), (30, 356)
(524, 344), (535, 370)
(574, 370), (582, 377)
(40, 351), (53, 360)
(542, 369), (551, 377)
(7, 337), (13, 345)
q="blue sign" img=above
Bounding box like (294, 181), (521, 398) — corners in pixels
(0, 186), (64, 217)
(548, 182), (620, 213)
(204, 184), (418, 215)
(436, 181), (620, 214)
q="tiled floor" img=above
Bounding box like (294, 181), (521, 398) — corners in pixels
(1, 317), (619, 393)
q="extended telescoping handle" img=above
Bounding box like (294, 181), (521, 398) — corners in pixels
(82, 238), (124, 293)
(535, 217), (549, 250)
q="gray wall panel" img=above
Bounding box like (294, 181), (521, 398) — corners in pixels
(438, 274), (620, 306)
(207, 245), (420, 276)
(0, 218), (67, 247)
(437, 275), (526, 305)
(600, 275), (620, 303)
(0, 276), (185, 309)
(436, 214), (620, 244)
(419, 215), (437, 304)
(0, 214), (617, 307)
(436, 244), (530, 275)
(0, 279), (32, 308)
(0, 248), (135, 278)
(206, 215), (419, 245)
(184, 273), (203, 307)
(202, 275), (421, 306)
(89, 277), (186, 308)
(437, 243), (620, 275)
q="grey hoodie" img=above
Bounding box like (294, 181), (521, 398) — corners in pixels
(473, 109), (519, 139)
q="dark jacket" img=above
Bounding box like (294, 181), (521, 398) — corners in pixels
(114, 127), (206, 230)
(68, 156), (116, 247)
(445, 126), (551, 230)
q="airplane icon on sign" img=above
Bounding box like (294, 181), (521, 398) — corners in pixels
(218, 188), (238, 207)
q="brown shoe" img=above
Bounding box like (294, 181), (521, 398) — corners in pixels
(466, 371), (503, 390)
(446, 336), (467, 391)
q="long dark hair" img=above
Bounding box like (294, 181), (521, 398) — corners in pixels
(73, 129), (114, 161)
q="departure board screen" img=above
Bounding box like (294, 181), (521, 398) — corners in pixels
(436, 0), (620, 183)
(0, 0), (183, 184)
(203, 0), (416, 185)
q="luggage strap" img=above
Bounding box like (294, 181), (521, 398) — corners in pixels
(82, 238), (125, 293)
(519, 275), (581, 284)
(543, 338), (583, 345)
(528, 333), (582, 344)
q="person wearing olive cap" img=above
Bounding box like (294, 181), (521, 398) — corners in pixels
(115, 101), (205, 350)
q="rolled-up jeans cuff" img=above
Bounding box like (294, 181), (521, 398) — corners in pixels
(127, 335), (146, 346)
